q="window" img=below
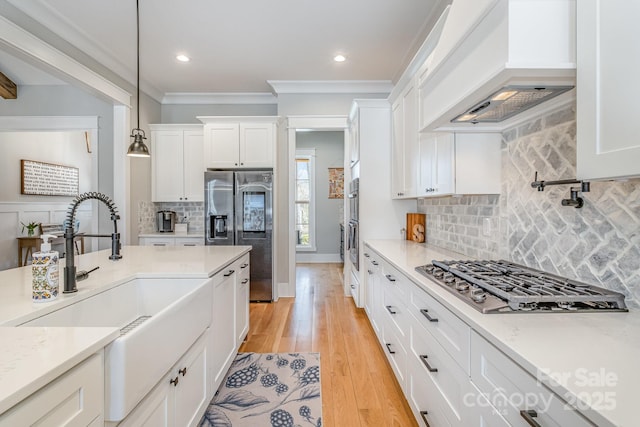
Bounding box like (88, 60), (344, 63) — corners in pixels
(295, 149), (315, 251)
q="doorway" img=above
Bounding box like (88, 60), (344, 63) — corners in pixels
(285, 117), (350, 299)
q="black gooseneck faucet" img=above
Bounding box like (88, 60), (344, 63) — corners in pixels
(64, 192), (122, 293)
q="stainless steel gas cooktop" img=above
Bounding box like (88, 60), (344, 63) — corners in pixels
(416, 260), (628, 313)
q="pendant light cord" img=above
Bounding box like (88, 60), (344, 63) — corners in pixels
(136, 0), (140, 130)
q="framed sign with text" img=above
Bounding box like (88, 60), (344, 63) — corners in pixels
(21, 159), (79, 196)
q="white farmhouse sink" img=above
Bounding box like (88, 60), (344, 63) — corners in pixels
(21, 277), (213, 422)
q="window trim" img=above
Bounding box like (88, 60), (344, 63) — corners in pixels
(295, 149), (316, 252)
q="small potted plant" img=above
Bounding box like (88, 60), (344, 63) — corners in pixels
(21, 221), (40, 237)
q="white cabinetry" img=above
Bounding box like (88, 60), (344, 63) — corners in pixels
(349, 112), (360, 168)
(363, 250), (382, 337)
(577, 1), (640, 180)
(391, 80), (419, 199)
(347, 100), (415, 307)
(209, 264), (238, 392)
(470, 331), (593, 427)
(418, 132), (501, 197)
(120, 333), (208, 427)
(235, 255), (250, 345)
(139, 235), (203, 247)
(199, 117), (277, 169)
(151, 124), (204, 202)
(0, 352), (104, 426)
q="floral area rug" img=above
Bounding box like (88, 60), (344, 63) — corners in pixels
(199, 352), (322, 427)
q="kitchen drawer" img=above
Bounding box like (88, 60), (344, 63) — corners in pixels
(470, 331), (594, 427)
(175, 237), (203, 246)
(409, 320), (469, 426)
(380, 260), (410, 298)
(139, 237), (174, 246)
(382, 280), (410, 339)
(407, 350), (467, 427)
(381, 315), (407, 391)
(410, 282), (470, 373)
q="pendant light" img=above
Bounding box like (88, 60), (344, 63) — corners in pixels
(127, 0), (150, 157)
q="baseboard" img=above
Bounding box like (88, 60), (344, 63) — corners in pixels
(295, 253), (342, 263)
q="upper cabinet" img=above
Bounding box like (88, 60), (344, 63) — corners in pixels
(576, 1), (640, 180)
(391, 80), (419, 199)
(151, 124), (204, 202)
(418, 132), (501, 198)
(198, 117), (277, 169)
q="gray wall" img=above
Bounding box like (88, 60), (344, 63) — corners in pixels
(296, 131), (344, 255)
(418, 105), (640, 307)
(0, 85), (116, 239)
(161, 104), (277, 123)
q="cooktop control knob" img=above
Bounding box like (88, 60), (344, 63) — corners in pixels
(471, 288), (486, 303)
(455, 280), (469, 292)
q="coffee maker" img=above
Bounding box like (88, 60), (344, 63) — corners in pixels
(157, 210), (177, 232)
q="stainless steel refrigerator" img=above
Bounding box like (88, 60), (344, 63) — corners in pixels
(204, 170), (273, 302)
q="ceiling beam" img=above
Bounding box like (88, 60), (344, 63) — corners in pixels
(0, 71), (17, 99)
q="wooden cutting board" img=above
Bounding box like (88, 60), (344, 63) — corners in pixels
(406, 213), (426, 243)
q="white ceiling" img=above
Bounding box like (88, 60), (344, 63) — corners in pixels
(3, 0), (447, 100)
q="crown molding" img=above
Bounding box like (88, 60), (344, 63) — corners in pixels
(267, 80), (393, 95)
(161, 92), (277, 105)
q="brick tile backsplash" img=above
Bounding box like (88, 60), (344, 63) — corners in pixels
(418, 104), (640, 307)
(138, 201), (204, 234)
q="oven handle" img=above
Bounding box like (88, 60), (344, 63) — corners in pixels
(519, 410), (542, 427)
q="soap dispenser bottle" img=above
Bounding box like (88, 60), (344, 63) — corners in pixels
(32, 234), (59, 302)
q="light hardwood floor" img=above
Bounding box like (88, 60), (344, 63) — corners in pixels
(239, 263), (418, 427)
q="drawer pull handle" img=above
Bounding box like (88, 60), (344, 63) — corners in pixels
(372, 261), (379, 266)
(351, 284), (356, 289)
(241, 278), (249, 284)
(419, 411), (431, 427)
(385, 343), (395, 354)
(183, 243), (196, 246)
(420, 309), (438, 323)
(368, 269), (374, 275)
(385, 305), (397, 315)
(170, 376), (179, 386)
(364, 253), (370, 258)
(520, 410), (542, 427)
(224, 269), (235, 277)
(241, 263), (249, 269)
(153, 243), (166, 246)
(179, 367), (187, 376)
(385, 274), (396, 282)
(419, 355), (438, 373)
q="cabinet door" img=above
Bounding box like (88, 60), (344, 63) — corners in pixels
(350, 112), (360, 168)
(418, 133), (436, 196)
(0, 353), (103, 426)
(577, 1), (640, 180)
(152, 131), (185, 202)
(434, 132), (454, 195)
(118, 378), (172, 427)
(204, 124), (240, 168)
(236, 274), (250, 345)
(391, 99), (406, 198)
(174, 334), (208, 427)
(239, 123), (274, 167)
(210, 269), (237, 390)
(182, 130), (204, 202)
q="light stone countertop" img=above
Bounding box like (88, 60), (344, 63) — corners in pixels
(366, 239), (640, 427)
(0, 327), (118, 415)
(0, 245), (250, 415)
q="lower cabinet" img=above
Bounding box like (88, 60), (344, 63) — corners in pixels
(210, 265), (237, 392)
(235, 255), (250, 345)
(120, 332), (208, 427)
(139, 236), (203, 246)
(0, 352), (104, 426)
(364, 245), (597, 427)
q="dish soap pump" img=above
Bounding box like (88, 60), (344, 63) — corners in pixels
(32, 234), (59, 302)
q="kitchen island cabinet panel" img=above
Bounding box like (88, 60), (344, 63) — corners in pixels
(0, 352), (104, 426)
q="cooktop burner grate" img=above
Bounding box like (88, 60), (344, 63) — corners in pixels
(416, 260), (628, 313)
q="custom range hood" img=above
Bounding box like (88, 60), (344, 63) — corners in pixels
(420, 0), (576, 132)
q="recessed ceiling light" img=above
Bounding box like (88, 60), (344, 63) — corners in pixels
(176, 54), (190, 62)
(334, 55), (346, 63)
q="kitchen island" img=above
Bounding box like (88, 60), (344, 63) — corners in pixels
(0, 244), (251, 425)
(365, 239), (640, 427)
